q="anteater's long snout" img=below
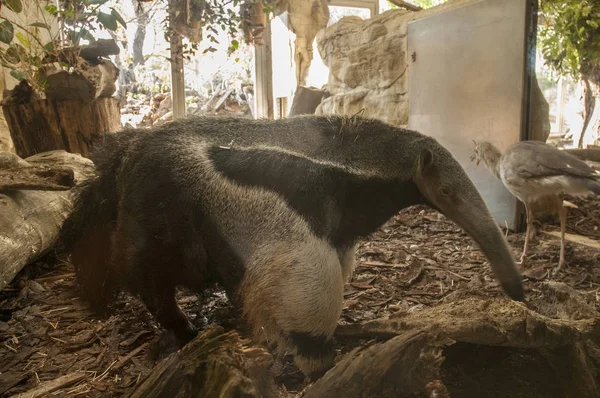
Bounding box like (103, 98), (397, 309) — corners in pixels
(451, 199), (525, 302)
(414, 145), (525, 301)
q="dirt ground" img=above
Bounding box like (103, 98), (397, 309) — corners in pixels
(1, 198), (599, 397)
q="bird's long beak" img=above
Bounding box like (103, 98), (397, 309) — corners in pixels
(476, 159), (480, 166)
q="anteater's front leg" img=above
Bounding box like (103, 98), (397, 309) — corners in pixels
(111, 210), (198, 346)
(241, 241), (344, 380)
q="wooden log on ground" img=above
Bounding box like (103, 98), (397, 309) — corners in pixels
(2, 97), (121, 158)
(563, 148), (600, 163)
(129, 326), (277, 398)
(0, 150), (95, 290)
(329, 283), (600, 398)
(288, 85), (326, 117)
(0, 154), (75, 191)
(14, 371), (87, 398)
(304, 330), (450, 398)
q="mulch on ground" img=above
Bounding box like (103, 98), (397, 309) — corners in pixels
(1, 198), (599, 397)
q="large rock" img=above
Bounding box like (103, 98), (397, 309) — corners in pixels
(42, 58), (119, 102)
(315, 0), (551, 138)
(315, 9), (411, 126)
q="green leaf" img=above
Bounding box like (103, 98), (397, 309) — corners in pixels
(9, 69), (26, 81)
(4, 45), (20, 63)
(3, 0), (22, 13)
(0, 20), (14, 44)
(36, 75), (48, 89)
(587, 20), (599, 29)
(231, 39), (239, 50)
(84, 0), (109, 4)
(43, 42), (54, 51)
(110, 8), (127, 28)
(97, 11), (118, 31)
(15, 31), (29, 49)
(80, 28), (96, 43)
(44, 4), (57, 14)
(30, 22), (51, 30)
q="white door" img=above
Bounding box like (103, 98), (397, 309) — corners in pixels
(408, 0), (536, 230)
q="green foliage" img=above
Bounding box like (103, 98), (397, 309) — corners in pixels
(0, 0), (126, 89)
(539, 0), (600, 79)
(168, 0), (275, 57)
(2, 0), (23, 13)
(0, 20), (14, 44)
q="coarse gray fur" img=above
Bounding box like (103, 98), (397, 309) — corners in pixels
(59, 114), (524, 379)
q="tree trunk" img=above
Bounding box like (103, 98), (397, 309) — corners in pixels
(2, 97), (121, 159)
(133, 0), (148, 66)
(578, 70), (600, 148)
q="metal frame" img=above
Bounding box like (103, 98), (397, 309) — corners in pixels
(328, 0), (379, 16)
(517, 0), (540, 231)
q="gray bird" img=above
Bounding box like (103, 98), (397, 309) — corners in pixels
(471, 140), (600, 272)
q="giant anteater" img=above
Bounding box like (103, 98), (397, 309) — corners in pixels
(58, 114), (524, 379)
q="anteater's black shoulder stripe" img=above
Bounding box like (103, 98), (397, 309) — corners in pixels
(208, 145), (424, 247)
(209, 145), (339, 238)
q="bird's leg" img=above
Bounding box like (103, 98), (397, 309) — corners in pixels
(553, 206), (567, 274)
(519, 202), (533, 265)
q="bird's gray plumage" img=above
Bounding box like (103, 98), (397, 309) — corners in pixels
(472, 139), (600, 272)
(505, 141), (599, 180)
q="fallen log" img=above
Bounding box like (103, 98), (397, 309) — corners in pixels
(0, 150), (95, 291)
(14, 371), (87, 398)
(129, 326), (277, 398)
(326, 282), (600, 398)
(304, 330), (450, 398)
(563, 148), (600, 163)
(0, 164), (75, 191)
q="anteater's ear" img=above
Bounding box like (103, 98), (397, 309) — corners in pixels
(418, 148), (434, 173)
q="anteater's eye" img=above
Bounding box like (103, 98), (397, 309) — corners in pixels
(440, 187), (451, 196)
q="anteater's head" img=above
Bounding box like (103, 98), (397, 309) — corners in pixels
(411, 141), (524, 302)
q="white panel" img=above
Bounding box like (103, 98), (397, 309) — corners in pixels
(408, 0), (529, 230)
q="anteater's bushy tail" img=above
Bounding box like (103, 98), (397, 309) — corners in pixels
(56, 130), (138, 313)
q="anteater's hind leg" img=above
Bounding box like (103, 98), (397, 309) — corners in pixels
(71, 224), (119, 315)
